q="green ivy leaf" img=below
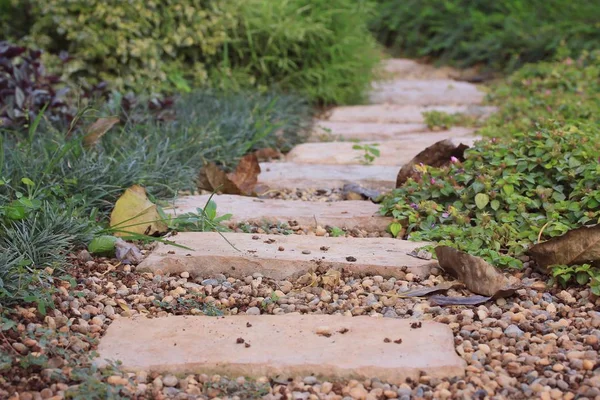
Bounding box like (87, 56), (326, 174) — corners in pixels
(475, 193), (490, 209)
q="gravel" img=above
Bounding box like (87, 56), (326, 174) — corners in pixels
(1, 251), (599, 399)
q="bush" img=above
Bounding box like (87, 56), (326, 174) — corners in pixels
(21, 0), (378, 104)
(380, 53), (600, 290)
(370, 0), (600, 70)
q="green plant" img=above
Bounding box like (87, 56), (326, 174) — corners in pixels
(352, 142), (380, 165)
(550, 264), (600, 295)
(371, 0), (600, 71)
(422, 111), (480, 130)
(329, 226), (345, 237)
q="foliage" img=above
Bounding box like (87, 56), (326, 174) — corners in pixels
(0, 41), (73, 128)
(352, 142), (380, 165)
(380, 54), (600, 286)
(167, 200), (232, 233)
(550, 264), (600, 295)
(370, 0), (600, 71)
(422, 111), (480, 130)
(18, 0), (379, 104)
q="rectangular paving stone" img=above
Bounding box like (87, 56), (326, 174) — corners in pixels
(96, 315), (466, 384)
(286, 130), (477, 166)
(258, 162), (397, 190)
(166, 194), (392, 231)
(312, 120), (429, 141)
(137, 232), (437, 280)
(370, 80), (485, 106)
(325, 104), (496, 124)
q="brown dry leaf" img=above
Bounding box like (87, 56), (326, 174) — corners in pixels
(396, 139), (469, 187)
(430, 295), (492, 306)
(435, 246), (518, 297)
(321, 269), (341, 288)
(82, 117), (120, 147)
(109, 185), (168, 237)
(527, 224), (600, 270)
(197, 153), (261, 195)
(395, 281), (463, 298)
(254, 147), (282, 161)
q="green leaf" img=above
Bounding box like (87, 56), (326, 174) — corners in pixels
(576, 271), (590, 285)
(21, 177), (35, 186)
(490, 200), (500, 211)
(88, 235), (118, 256)
(475, 193), (490, 209)
(204, 200), (217, 220)
(502, 184), (515, 196)
(389, 222), (402, 238)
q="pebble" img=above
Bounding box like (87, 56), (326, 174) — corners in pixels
(504, 324), (525, 338)
(163, 375), (178, 387)
(246, 307), (261, 315)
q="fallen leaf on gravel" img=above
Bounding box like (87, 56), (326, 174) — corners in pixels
(342, 183), (382, 202)
(197, 153), (261, 195)
(110, 185), (168, 237)
(82, 117), (120, 148)
(321, 269), (341, 288)
(395, 281), (463, 298)
(435, 246), (519, 297)
(430, 295), (492, 306)
(115, 239), (144, 265)
(527, 224), (600, 270)
(115, 299), (130, 313)
(396, 139), (469, 187)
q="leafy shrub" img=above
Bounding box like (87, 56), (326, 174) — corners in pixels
(381, 54), (600, 279)
(370, 0), (600, 70)
(21, 0), (379, 104)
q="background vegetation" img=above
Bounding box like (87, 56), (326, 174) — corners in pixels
(370, 0), (600, 70)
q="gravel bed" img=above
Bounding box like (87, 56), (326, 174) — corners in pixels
(2, 252), (599, 399)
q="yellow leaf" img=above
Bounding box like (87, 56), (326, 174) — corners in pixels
(83, 117), (120, 148)
(321, 269), (341, 288)
(109, 185), (168, 237)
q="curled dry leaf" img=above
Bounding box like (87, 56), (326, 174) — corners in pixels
(430, 295), (492, 306)
(115, 239), (144, 265)
(82, 117), (120, 147)
(434, 246), (519, 297)
(197, 153), (261, 196)
(527, 224), (600, 270)
(321, 269), (341, 288)
(396, 139), (469, 187)
(395, 281), (463, 298)
(109, 185), (168, 237)
(342, 183), (382, 202)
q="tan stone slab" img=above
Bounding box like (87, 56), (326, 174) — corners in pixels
(137, 232), (437, 280)
(370, 80), (485, 106)
(287, 130), (478, 166)
(381, 58), (467, 80)
(96, 315), (465, 384)
(258, 162), (397, 190)
(325, 104), (497, 124)
(312, 120), (429, 141)
(165, 194), (392, 231)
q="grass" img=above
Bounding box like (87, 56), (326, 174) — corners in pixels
(0, 89), (312, 307)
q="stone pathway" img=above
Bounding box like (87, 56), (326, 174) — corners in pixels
(98, 59), (490, 385)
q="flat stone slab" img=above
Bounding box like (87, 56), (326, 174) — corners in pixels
(287, 130), (478, 166)
(96, 315), (465, 384)
(325, 104), (496, 124)
(258, 162), (397, 190)
(312, 120), (429, 141)
(370, 80), (485, 106)
(137, 232), (437, 280)
(166, 194), (392, 231)
(381, 58), (469, 80)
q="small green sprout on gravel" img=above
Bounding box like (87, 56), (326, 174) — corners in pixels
(352, 142), (380, 165)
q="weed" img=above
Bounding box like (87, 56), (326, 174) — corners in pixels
(422, 111), (480, 131)
(329, 227), (345, 237)
(352, 142), (380, 165)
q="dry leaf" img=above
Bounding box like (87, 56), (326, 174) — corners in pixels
(197, 153), (261, 195)
(342, 183), (382, 202)
(430, 295), (492, 306)
(396, 139), (469, 187)
(254, 147), (282, 161)
(83, 117), (120, 147)
(435, 246), (518, 297)
(395, 281), (463, 298)
(109, 185), (168, 237)
(321, 269), (341, 288)
(527, 224), (600, 270)
(115, 239), (144, 265)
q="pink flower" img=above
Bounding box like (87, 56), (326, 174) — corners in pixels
(450, 156), (459, 163)
(430, 178), (436, 185)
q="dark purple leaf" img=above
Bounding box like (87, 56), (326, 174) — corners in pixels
(0, 42), (26, 59)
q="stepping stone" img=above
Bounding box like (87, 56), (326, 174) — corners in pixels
(381, 58), (467, 80)
(325, 104), (496, 124)
(312, 120), (429, 141)
(137, 232), (437, 280)
(166, 194), (392, 231)
(370, 80), (485, 106)
(96, 315), (466, 384)
(258, 162), (397, 190)
(287, 129), (477, 166)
